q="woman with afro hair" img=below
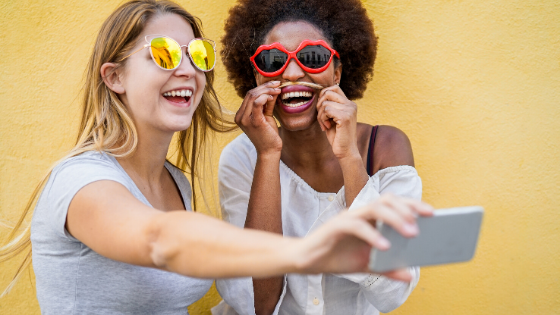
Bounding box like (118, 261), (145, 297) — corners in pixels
(214, 0), (424, 314)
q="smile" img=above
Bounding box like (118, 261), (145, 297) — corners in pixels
(278, 85), (316, 114)
(163, 88), (193, 107)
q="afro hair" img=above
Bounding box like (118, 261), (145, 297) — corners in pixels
(221, 0), (377, 100)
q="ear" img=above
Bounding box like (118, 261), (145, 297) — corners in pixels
(333, 62), (342, 85)
(100, 63), (125, 94)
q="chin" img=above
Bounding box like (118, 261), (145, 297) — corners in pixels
(164, 118), (193, 132)
(274, 109), (319, 133)
(276, 115), (318, 132)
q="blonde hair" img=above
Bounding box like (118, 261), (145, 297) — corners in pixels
(0, 0), (235, 296)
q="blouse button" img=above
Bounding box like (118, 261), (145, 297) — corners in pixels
(313, 298), (320, 305)
(327, 195), (334, 202)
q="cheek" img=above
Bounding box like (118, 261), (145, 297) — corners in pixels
(194, 72), (207, 104)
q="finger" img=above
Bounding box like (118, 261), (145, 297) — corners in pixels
(401, 199), (434, 217)
(264, 93), (277, 117)
(318, 89), (346, 105)
(334, 216), (390, 250)
(240, 93), (256, 126)
(319, 84), (346, 98)
(317, 103), (335, 130)
(379, 194), (417, 224)
(264, 80), (281, 88)
(355, 202), (419, 238)
(316, 101), (328, 131)
(321, 102), (349, 125)
(379, 268), (413, 282)
(235, 98), (248, 125)
(250, 94), (272, 125)
(252, 81), (282, 98)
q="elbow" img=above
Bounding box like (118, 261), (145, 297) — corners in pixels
(374, 291), (411, 313)
(368, 268), (419, 313)
(145, 213), (180, 270)
(376, 299), (407, 314)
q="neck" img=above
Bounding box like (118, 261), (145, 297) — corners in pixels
(280, 122), (335, 167)
(116, 124), (174, 186)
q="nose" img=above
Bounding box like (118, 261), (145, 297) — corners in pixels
(281, 58), (305, 82)
(173, 49), (197, 78)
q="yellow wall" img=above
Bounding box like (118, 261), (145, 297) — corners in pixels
(1, 0), (559, 314)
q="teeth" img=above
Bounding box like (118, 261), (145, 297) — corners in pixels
(163, 90), (193, 97)
(283, 101), (308, 107)
(281, 91), (313, 100)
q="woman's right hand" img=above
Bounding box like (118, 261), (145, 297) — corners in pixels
(235, 80), (283, 156)
(294, 194), (433, 281)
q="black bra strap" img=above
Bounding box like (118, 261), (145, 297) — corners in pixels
(366, 125), (379, 176)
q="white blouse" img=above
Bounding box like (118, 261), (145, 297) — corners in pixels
(213, 134), (422, 315)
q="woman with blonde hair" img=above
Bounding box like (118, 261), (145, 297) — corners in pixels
(1, 0), (432, 313)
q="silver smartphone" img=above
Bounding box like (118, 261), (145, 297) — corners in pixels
(368, 206), (483, 273)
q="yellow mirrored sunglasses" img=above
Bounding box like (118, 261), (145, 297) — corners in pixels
(120, 35), (216, 72)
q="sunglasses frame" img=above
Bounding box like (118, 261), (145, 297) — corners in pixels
(250, 39), (340, 77)
(120, 34), (216, 72)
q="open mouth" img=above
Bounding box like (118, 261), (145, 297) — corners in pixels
(281, 90), (314, 108)
(278, 84), (316, 114)
(163, 89), (193, 105)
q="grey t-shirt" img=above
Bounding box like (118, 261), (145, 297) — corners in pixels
(31, 151), (213, 314)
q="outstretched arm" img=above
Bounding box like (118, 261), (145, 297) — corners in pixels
(67, 180), (431, 279)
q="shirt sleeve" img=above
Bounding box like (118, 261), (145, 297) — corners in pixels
(213, 136), (288, 315)
(335, 166), (422, 313)
(39, 154), (130, 241)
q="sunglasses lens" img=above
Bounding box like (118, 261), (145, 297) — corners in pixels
(189, 39), (216, 71)
(297, 45), (332, 69)
(150, 37), (182, 70)
(254, 49), (288, 73)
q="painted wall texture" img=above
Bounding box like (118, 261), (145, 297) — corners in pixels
(1, 0), (559, 314)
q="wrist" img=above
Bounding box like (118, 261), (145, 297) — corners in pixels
(281, 238), (305, 274)
(256, 148), (282, 161)
(337, 150), (363, 166)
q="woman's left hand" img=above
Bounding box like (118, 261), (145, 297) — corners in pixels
(316, 85), (360, 160)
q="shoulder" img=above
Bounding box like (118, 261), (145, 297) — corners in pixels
(53, 151), (122, 178)
(372, 125), (414, 173)
(46, 151), (131, 201)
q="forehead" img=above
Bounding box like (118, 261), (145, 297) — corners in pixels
(140, 13), (195, 46)
(263, 21), (328, 51)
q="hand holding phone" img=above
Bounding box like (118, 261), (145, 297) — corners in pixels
(369, 206), (484, 273)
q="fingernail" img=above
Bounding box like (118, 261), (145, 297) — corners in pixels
(270, 81), (281, 85)
(403, 223), (419, 235)
(376, 237), (390, 249)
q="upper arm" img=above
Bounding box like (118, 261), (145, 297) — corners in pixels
(66, 180), (162, 267)
(218, 138), (255, 227)
(373, 125), (414, 173)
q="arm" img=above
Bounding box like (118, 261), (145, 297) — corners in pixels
(334, 127), (422, 312)
(67, 179), (431, 279)
(233, 81), (285, 315)
(246, 153), (284, 315)
(67, 180), (295, 278)
(216, 138), (285, 315)
(316, 85), (369, 206)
